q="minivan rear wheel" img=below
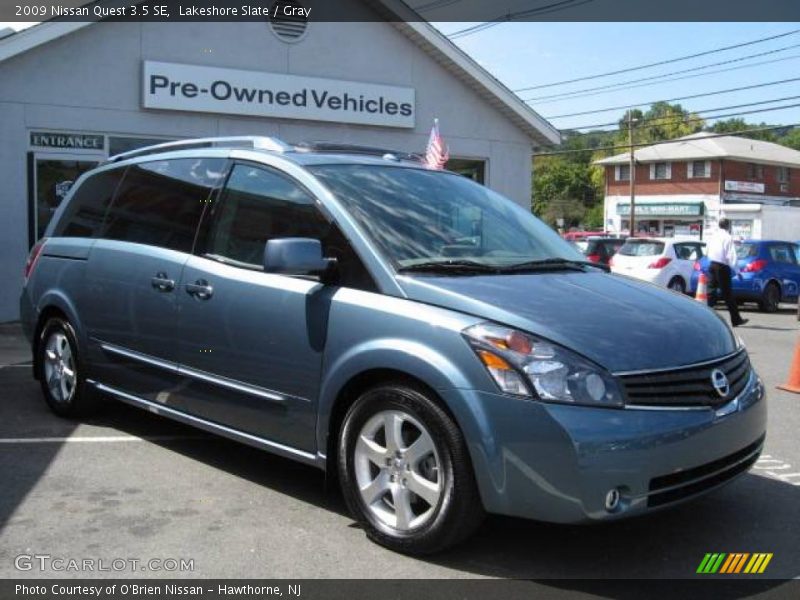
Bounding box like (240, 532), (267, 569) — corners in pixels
(36, 317), (99, 418)
(337, 383), (484, 554)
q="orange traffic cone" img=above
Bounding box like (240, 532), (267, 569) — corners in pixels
(695, 272), (709, 303)
(777, 335), (800, 394)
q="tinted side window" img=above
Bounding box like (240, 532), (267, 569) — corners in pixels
(54, 169), (124, 238)
(207, 164), (376, 291)
(770, 244), (796, 264)
(103, 158), (226, 252)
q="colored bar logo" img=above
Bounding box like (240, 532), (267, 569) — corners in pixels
(697, 553), (773, 574)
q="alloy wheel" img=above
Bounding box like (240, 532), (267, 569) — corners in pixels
(43, 331), (76, 404)
(353, 409), (442, 531)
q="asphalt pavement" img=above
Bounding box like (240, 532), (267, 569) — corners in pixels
(0, 305), (798, 582)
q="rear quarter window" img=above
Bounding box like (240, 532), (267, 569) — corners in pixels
(619, 241), (664, 256)
(102, 158), (226, 253)
(53, 169), (124, 238)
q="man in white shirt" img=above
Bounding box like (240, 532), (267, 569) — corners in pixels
(705, 218), (747, 327)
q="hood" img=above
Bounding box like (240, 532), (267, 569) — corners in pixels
(397, 271), (737, 373)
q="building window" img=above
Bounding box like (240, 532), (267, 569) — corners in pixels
(746, 163), (764, 180)
(650, 162), (671, 180)
(446, 158), (486, 184)
(688, 160), (710, 178)
(615, 164), (630, 181)
(777, 166), (791, 183)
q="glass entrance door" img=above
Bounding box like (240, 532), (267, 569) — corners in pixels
(31, 152), (104, 243)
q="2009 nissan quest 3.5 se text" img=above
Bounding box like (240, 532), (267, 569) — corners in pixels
(20, 136), (766, 554)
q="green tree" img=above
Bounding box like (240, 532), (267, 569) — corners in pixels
(779, 127), (800, 150)
(617, 102), (705, 145)
(532, 155), (594, 227)
(709, 118), (778, 142)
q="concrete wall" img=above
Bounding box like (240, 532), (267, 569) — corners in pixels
(759, 205), (800, 240)
(0, 12), (535, 321)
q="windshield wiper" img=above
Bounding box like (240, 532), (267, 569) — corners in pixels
(397, 260), (499, 274)
(500, 258), (610, 273)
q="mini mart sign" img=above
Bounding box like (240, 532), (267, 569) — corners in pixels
(616, 202), (704, 217)
(143, 61), (415, 128)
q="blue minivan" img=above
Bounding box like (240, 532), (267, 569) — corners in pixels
(20, 137), (766, 554)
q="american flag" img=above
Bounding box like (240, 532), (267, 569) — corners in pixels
(424, 119), (449, 170)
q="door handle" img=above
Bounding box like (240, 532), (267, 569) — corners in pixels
(151, 272), (175, 292)
(186, 279), (213, 300)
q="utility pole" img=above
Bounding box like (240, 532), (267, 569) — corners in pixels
(628, 114), (636, 238)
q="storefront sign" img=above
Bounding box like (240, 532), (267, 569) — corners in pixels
(724, 180), (765, 194)
(30, 132), (105, 150)
(616, 203), (704, 217)
(143, 61), (416, 128)
(731, 219), (753, 239)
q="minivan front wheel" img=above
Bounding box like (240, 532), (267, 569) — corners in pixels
(338, 383), (484, 554)
(37, 317), (99, 418)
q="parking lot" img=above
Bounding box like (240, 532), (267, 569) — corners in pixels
(0, 306), (798, 581)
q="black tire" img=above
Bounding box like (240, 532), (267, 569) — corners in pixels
(758, 282), (781, 313)
(338, 383), (484, 555)
(36, 317), (100, 418)
(667, 277), (686, 294)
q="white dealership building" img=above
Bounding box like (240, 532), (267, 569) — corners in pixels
(0, 0), (559, 321)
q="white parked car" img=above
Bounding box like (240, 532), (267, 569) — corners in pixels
(610, 238), (705, 294)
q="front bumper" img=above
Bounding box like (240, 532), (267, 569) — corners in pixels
(442, 370), (766, 523)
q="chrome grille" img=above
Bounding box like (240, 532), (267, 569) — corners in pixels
(621, 350), (751, 408)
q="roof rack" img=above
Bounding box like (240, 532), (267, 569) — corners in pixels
(105, 136), (292, 163)
(294, 141), (424, 163)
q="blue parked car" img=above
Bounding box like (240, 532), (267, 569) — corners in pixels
(691, 240), (800, 312)
(20, 137), (766, 554)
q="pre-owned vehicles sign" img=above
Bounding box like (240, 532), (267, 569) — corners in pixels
(143, 61), (415, 128)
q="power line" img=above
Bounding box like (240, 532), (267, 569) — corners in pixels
(533, 124), (799, 157)
(448, 0), (594, 39)
(525, 53), (800, 104)
(524, 47), (800, 103)
(568, 97), (800, 131)
(543, 77), (800, 119)
(514, 28), (800, 92)
(414, 0), (463, 13)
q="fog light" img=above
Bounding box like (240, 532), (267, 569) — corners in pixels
(605, 488), (621, 511)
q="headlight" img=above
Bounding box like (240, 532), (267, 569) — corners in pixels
(463, 323), (624, 407)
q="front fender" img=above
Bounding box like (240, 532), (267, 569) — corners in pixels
(315, 337), (493, 461)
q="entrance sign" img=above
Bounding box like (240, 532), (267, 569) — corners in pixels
(30, 132), (105, 150)
(143, 61), (416, 128)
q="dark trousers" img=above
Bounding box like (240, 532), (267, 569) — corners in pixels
(709, 261), (743, 325)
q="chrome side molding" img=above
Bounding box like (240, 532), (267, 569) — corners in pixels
(97, 340), (288, 403)
(87, 379), (321, 468)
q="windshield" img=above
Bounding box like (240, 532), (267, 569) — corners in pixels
(574, 241), (589, 253)
(619, 240), (665, 257)
(309, 165), (583, 269)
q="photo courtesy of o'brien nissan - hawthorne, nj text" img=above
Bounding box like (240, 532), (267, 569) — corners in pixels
(0, 1), (799, 599)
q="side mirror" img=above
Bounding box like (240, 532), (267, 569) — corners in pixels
(264, 238), (336, 278)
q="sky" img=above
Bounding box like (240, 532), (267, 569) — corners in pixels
(433, 22), (800, 132)
(3, 20), (799, 134)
